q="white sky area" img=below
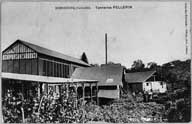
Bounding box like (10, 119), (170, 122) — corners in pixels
(1, 2), (191, 68)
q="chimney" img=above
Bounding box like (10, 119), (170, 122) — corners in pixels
(105, 33), (108, 64)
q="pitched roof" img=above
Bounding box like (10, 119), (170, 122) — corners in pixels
(71, 64), (124, 86)
(125, 71), (156, 83)
(2, 72), (98, 83)
(4, 40), (90, 66)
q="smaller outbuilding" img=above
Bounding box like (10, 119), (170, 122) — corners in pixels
(72, 64), (125, 101)
(125, 71), (167, 94)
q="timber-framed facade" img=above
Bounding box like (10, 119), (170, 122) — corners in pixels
(2, 40), (98, 104)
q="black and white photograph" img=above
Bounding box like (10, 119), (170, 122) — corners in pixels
(1, 1), (191, 123)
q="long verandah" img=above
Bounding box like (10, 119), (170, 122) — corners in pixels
(2, 72), (99, 123)
(2, 72), (99, 104)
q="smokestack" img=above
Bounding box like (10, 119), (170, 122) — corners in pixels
(105, 33), (108, 64)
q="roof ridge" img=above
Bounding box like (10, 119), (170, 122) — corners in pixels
(16, 39), (90, 66)
(126, 70), (156, 74)
(20, 40), (79, 59)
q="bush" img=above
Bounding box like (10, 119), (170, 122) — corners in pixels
(2, 85), (85, 123)
(84, 100), (165, 123)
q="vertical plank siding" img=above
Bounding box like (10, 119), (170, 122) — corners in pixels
(2, 42), (38, 75)
(2, 42), (87, 78)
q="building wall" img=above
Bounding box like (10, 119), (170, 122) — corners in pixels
(98, 85), (120, 99)
(38, 55), (80, 78)
(2, 59), (38, 75)
(2, 42), (85, 78)
(143, 81), (167, 93)
(2, 42), (38, 75)
(128, 83), (143, 93)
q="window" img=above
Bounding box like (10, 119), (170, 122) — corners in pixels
(54, 63), (57, 77)
(58, 64), (61, 77)
(65, 65), (70, 78)
(56, 63), (58, 77)
(57, 63), (60, 77)
(43, 60), (46, 76)
(160, 82), (164, 88)
(26, 59), (32, 74)
(2, 60), (8, 72)
(63, 64), (65, 77)
(61, 64), (63, 77)
(20, 60), (26, 74)
(146, 83), (149, 86)
(160, 82), (163, 85)
(63, 64), (70, 78)
(31, 59), (37, 75)
(13, 60), (19, 73)
(51, 62), (53, 76)
(48, 61), (51, 76)
(106, 78), (114, 83)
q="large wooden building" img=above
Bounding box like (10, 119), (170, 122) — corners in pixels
(2, 39), (90, 77)
(2, 40), (98, 102)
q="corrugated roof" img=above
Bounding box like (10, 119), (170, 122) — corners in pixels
(125, 71), (156, 83)
(11, 40), (90, 66)
(72, 64), (124, 86)
(2, 72), (98, 83)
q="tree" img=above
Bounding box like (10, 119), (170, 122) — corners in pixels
(81, 52), (89, 64)
(147, 62), (158, 70)
(107, 61), (115, 64)
(131, 59), (145, 71)
(161, 59), (191, 90)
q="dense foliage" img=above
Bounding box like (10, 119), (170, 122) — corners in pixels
(2, 89), (166, 123)
(2, 85), (85, 123)
(156, 87), (191, 122)
(127, 59), (191, 89)
(84, 100), (165, 123)
(2, 87), (191, 123)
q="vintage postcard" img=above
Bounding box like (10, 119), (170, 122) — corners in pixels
(1, 1), (191, 123)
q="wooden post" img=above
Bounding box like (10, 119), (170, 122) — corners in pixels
(37, 57), (39, 75)
(105, 33), (108, 64)
(75, 83), (78, 108)
(96, 82), (99, 105)
(21, 82), (25, 123)
(117, 85), (120, 99)
(46, 84), (48, 95)
(38, 82), (41, 99)
(82, 83), (85, 103)
(90, 83), (92, 103)
(66, 83), (69, 99)
(82, 83), (85, 123)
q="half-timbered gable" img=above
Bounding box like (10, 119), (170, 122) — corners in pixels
(2, 41), (38, 74)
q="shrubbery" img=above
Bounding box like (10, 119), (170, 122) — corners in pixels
(2, 86), (85, 123)
(2, 85), (191, 123)
(84, 100), (165, 123)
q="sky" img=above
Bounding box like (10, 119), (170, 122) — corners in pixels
(1, 1), (191, 68)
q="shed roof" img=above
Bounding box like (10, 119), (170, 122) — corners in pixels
(125, 71), (156, 83)
(72, 64), (124, 86)
(3, 40), (90, 67)
(2, 72), (97, 84)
